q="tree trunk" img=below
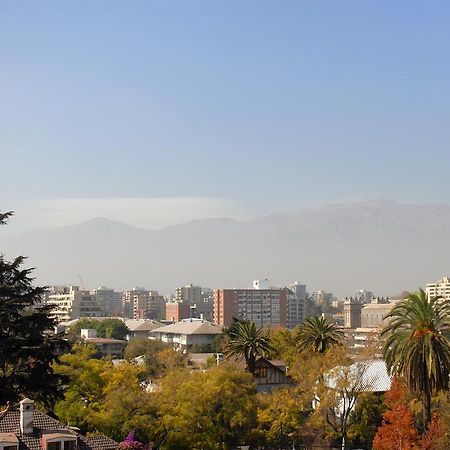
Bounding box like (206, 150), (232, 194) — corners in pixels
(423, 388), (431, 431)
(247, 355), (256, 375)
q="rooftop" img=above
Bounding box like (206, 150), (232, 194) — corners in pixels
(0, 407), (118, 450)
(151, 318), (223, 335)
(124, 319), (163, 332)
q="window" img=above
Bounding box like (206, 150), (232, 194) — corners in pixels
(48, 443), (62, 450)
(65, 441), (76, 450)
(4, 445), (18, 450)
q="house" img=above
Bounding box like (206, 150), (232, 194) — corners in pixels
(0, 398), (118, 450)
(253, 357), (294, 393)
(124, 319), (163, 340)
(149, 318), (222, 349)
(80, 329), (126, 358)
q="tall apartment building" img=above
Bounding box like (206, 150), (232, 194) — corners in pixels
(46, 285), (103, 322)
(311, 290), (333, 305)
(355, 289), (375, 304)
(175, 284), (202, 304)
(90, 286), (123, 316)
(122, 287), (165, 320)
(426, 277), (450, 300)
(286, 282), (306, 328)
(167, 284), (213, 321)
(214, 287), (286, 328)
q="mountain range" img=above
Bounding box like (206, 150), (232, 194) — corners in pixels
(1, 200), (449, 296)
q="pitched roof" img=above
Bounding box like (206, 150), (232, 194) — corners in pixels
(326, 359), (391, 393)
(151, 319), (223, 335)
(124, 319), (163, 332)
(0, 409), (118, 450)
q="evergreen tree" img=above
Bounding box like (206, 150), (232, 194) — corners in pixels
(0, 211), (67, 408)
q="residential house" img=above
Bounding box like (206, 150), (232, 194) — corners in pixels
(0, 398), (118, 450)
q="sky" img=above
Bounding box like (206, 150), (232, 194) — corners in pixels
(1, 1), (450, 233)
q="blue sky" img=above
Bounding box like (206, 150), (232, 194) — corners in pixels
(1, 1), (450, 230)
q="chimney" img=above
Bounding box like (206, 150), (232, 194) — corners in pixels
(20, 398), (34, 435)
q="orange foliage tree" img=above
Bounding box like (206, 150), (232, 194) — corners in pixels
(372, 379), (420, 450)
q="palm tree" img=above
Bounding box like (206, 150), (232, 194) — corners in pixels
(381, 288), (450, 429)
(297, 316), (344, 354)
(225, 319), (273, 374)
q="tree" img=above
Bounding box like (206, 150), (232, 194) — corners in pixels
(68, 318), (129, 342)
(255, 386), (313, 448)
(225, 319), (273, 374)
(54, 343), (155, 441)
(154, 363), (257, 449)
(381, 288), (450, 429)
(124, 338), (186, 379)
(297, 316), (344, 354)
(0, 211), (67, 409)
(372, 379), (420, 450)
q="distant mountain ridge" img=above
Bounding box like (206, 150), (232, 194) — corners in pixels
(1, 200), (449, 296)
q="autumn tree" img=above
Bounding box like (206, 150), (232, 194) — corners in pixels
(372, 379), (420, 450)
(153, 363), (257, 449)
(124, 338), (186, 378)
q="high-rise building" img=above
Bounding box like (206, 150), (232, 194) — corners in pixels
(426, 277), (450, 301)
(122, 287), (165, 320)
(214, 287), (286, 328)
(90, 286), (123, 316)
(311, 290), (333, 305)
(285, 282), (306, 328)
(46, 285), (103, 322)
(355, 289), (375, 304)
(175, 284), (202, 304)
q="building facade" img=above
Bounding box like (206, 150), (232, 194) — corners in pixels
(90, 286), (123, 316)
(426, 277), (450, 301)
(286, 282), (306, 328)
(46, 286), (102, 322)
(122, 287), (165, 320)
(343, 297), (363, 328)
(213, 288), (287, 328)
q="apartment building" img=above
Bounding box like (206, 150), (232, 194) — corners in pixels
(214, 286), (286, 328)
(311, 290), (333, 305)
(426, 277), (450, 300)
(286, 281), (306, 328)
(90, 286), (123, 316)
(122, 287), (165, 320)
(46, 285), (103, 322)
(175, 284), (202, 304)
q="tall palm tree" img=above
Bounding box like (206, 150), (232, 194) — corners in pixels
(297, 316), (344, 353)
(381, 288), (450, 429)
(225, 319), (273, 374)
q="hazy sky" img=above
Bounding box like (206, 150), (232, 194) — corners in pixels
(2, 1), (450, 232)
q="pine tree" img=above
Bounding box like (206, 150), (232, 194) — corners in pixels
(0, 211), (68, 409)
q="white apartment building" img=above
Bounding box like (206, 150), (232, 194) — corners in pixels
(312, 290), (333, 305)
(426, 277), (450, 301)
(175, 284), (202, 304)
(90, 286), (123, 316)
(46, 285), (103, 322)
(286, 282), (306, 328)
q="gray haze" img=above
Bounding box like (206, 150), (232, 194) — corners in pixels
(1, 200), (449, 297)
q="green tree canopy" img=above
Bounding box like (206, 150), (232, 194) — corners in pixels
(225, 319), (273, 375)
(124, 338), (187, 379)
(68, 318), (129, 342)
(0, 211), (68, 409)
(297, 316), (344, 354)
